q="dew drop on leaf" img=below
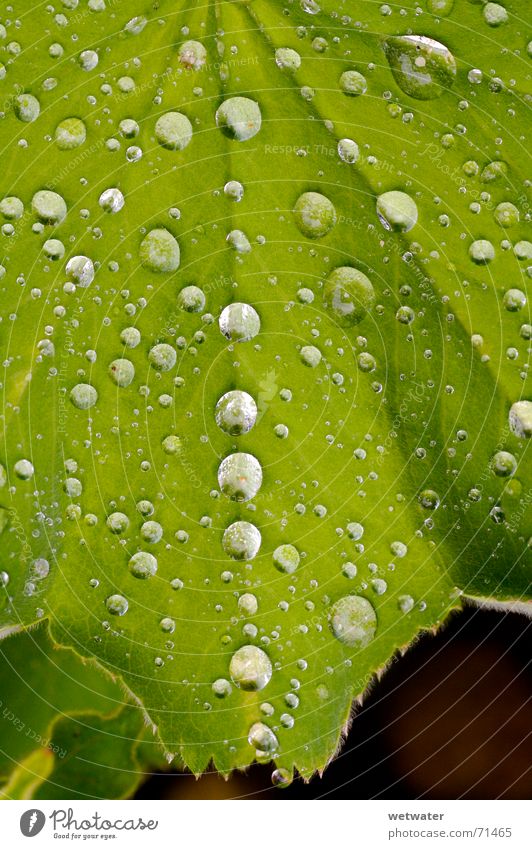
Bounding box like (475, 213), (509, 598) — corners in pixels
(230, 645), (272, 691)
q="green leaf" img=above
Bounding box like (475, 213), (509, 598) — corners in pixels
(0, 624), (121, 781)
(0, 624), (156, 798)
(0, 0), (530, 782)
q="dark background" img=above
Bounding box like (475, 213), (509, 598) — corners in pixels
(136, 605), (531, 800)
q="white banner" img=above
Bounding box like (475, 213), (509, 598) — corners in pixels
(0, 800), (529, 848)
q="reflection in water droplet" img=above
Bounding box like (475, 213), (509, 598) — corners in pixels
(219, 303), (260, 342)
(330, 595), (377, 647)
(383, 35), (456, 100)
(272, 544), (300, 574)
(215, 390), (257, 435)
(140, 228), (180, 272)
(216, 97), (262, 141)
(324, 267), (375, 326)
(155, 112), (193, 150)
(271, 767), (292, 787)
(128, 551), (158, 579)
(490, 451), (517, 477)
(339, 70), (367, 96)
(106, 594), (128, 616)
(212, 678), (232, 697)
(509, 401), (532, 439)
(218, 452), (263, 502)
(55, 117), (86, 149)
(248, 721), (278, 752)
(294, 191), (336, 239)
(222, 521), (261, 560)
(109, 358), (135, 387)
(230, 645), (272, 690)
(377, 191), (418, 232)
(70, 383), (98, 409)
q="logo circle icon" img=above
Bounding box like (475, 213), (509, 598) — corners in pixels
(20, 810), (46, 837)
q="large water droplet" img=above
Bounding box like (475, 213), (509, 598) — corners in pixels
(32, 190), (67, 224)
(55, 118), (86, 149)
(215, 390), (257, 435)
(248, 721), (278, 752)
(222, 521), (261, 560)
(329, 595), (377, 647)
(383, 35), (456, 100)
(509, 401), (532, 439)
(155, 112), (193, 150)
(140, 228), (180, 272)
(128, 551), (158, 579)
(490, 451), (517, 477)
(70, 383), (98, 409)
(216, 97), (262, 141)
(272, 544), (300, 574)
(106, 595), (128, 616)
(294, 191), (336, 239)
(324, 266), (375, 326)
(230, 645), (272, 690)
(218, 453), (262, 502)
(219, 303), (260, 342)
(376, 191), (418, 232)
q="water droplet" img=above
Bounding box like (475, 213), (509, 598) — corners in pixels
(248, 721), (278, 752)
(155, 112), (193, 150)
(99, 187), (125, 213)
(178, 285), (205, 313)
(55, 117), (86, 149)
(109, 358), (135, 387)
(238, 593), (259, 616)
(215, 390), (257, 435)
(219, 303), (260, 342)
(383, 35), (456, 100)
(65, 255), (94, 288)
(70, 383), (98, 409)
(419, 489), (440, 509)
(503, 289), (526, 312)
(271, 767), (292, 787)
(218, 453), (263, 502)
(377, 191), (418, 232)
(339, 70), (367, 96)
(230, 645), (272, 690)
(398, 594), (415, 613)
(212, 678), (232, 697)
(483, 2), (508, 26)
(272, 544), (300, 574)
(509, 401), (532, 439)
(275, 47), (301, 71)
(14, 93), (40, 122)
(128, 551), (158, 579)
(32, 190), (67, 224)
(141, 521), (163, 543)
(160, 617), (175, 633)
(216, 97), (262, 142)
(329, 595), (377, 647)
(324, 267), (375, 326)
(178, 40), (207, 70)
(106, 594), (128, 616)
(149, 343), (176, 372)
(140, 228), (180, 272)
(337, 138), (360, 164)
(224, 180), (244, 202)
(490, 451), (517, 477)
(294, 191), (336, 239)
(300, 345), (321, 367)
(106, 512), (129, 534)
(469, 239), (495, 264)
(222, 521), (261, 560)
